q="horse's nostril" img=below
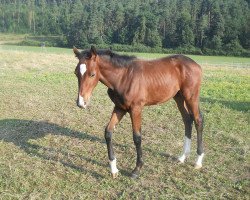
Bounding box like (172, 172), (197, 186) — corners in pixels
(76, 100), (82, 108)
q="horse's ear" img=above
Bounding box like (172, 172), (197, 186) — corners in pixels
(73, 46), (81, 58)
(90, 45), (97, 57)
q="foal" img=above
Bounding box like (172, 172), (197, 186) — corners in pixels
(73, 46), (204, 178)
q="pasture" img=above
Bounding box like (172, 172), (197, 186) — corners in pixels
(0, 46), (249, 199)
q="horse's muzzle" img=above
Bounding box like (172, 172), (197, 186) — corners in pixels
(77, 102), (87, 109)
(77, 95), (87, 109)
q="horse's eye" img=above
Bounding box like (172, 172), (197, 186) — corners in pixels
(90, 73), (95, 77)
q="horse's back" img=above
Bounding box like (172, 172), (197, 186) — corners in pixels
(138, 54), (202, 104)
(162, 54), (201, 72)
(140, 54), (202, 85)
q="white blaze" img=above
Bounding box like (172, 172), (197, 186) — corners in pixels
(80, 64), (87, 76)
(78, 64), (87, 108)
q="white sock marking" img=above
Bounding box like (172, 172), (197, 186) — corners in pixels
(110, 158), (118, 174)
(79, 64), (86, 76)
(195, 153), (204, 167)
(178, 136), (191, 163)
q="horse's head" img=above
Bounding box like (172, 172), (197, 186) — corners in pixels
(73, 46), (100, 109)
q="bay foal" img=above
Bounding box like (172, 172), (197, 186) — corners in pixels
(73, 46), (204, 178)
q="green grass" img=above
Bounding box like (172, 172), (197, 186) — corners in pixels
(0, 45), (249, 199)
(1, 44), (250, 67)
(0, 33), (27, 45)
(0, 44), (72, 54)
(0, 33), (64, 48)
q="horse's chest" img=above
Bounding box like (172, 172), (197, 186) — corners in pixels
(107, 89), (129, 110)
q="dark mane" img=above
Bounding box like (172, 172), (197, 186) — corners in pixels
(79, 49), (137, 68)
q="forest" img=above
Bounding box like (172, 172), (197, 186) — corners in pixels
(0, 0), (249, 56)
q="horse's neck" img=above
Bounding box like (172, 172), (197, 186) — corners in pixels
(99, 61), (126, 91)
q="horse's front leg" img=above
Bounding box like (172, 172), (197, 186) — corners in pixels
(105, 106), (126, 178)
(129, 106), (144, 179)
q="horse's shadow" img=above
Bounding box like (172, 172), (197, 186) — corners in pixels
(201, 97), (249, 112)
(0, 119), (109, 179)
(0, 119), (179, 178)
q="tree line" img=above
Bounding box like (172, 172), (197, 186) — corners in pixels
(1, 0), (249, 56)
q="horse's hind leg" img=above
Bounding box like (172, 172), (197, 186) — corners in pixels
(129, 106), (143, 179)
(185, 96), (204, 169)
(174, 92), (194, 163)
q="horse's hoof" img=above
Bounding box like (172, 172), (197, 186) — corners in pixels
(131, 173), (139, 179)
(178, 158), (185, 164)
(111, 172), (118, 179)
(194, 164), (202, 169)
(178, 155), (186, 163)
(131, 170), (140, 179)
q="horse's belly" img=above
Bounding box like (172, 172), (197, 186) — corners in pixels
(145, 83), (179, 105)
(145, 92), (175, 106)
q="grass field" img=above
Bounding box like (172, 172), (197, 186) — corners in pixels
(0, 34), (27, 45)
(0, 45), (249, 199)
(1, 44), (250, 68)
